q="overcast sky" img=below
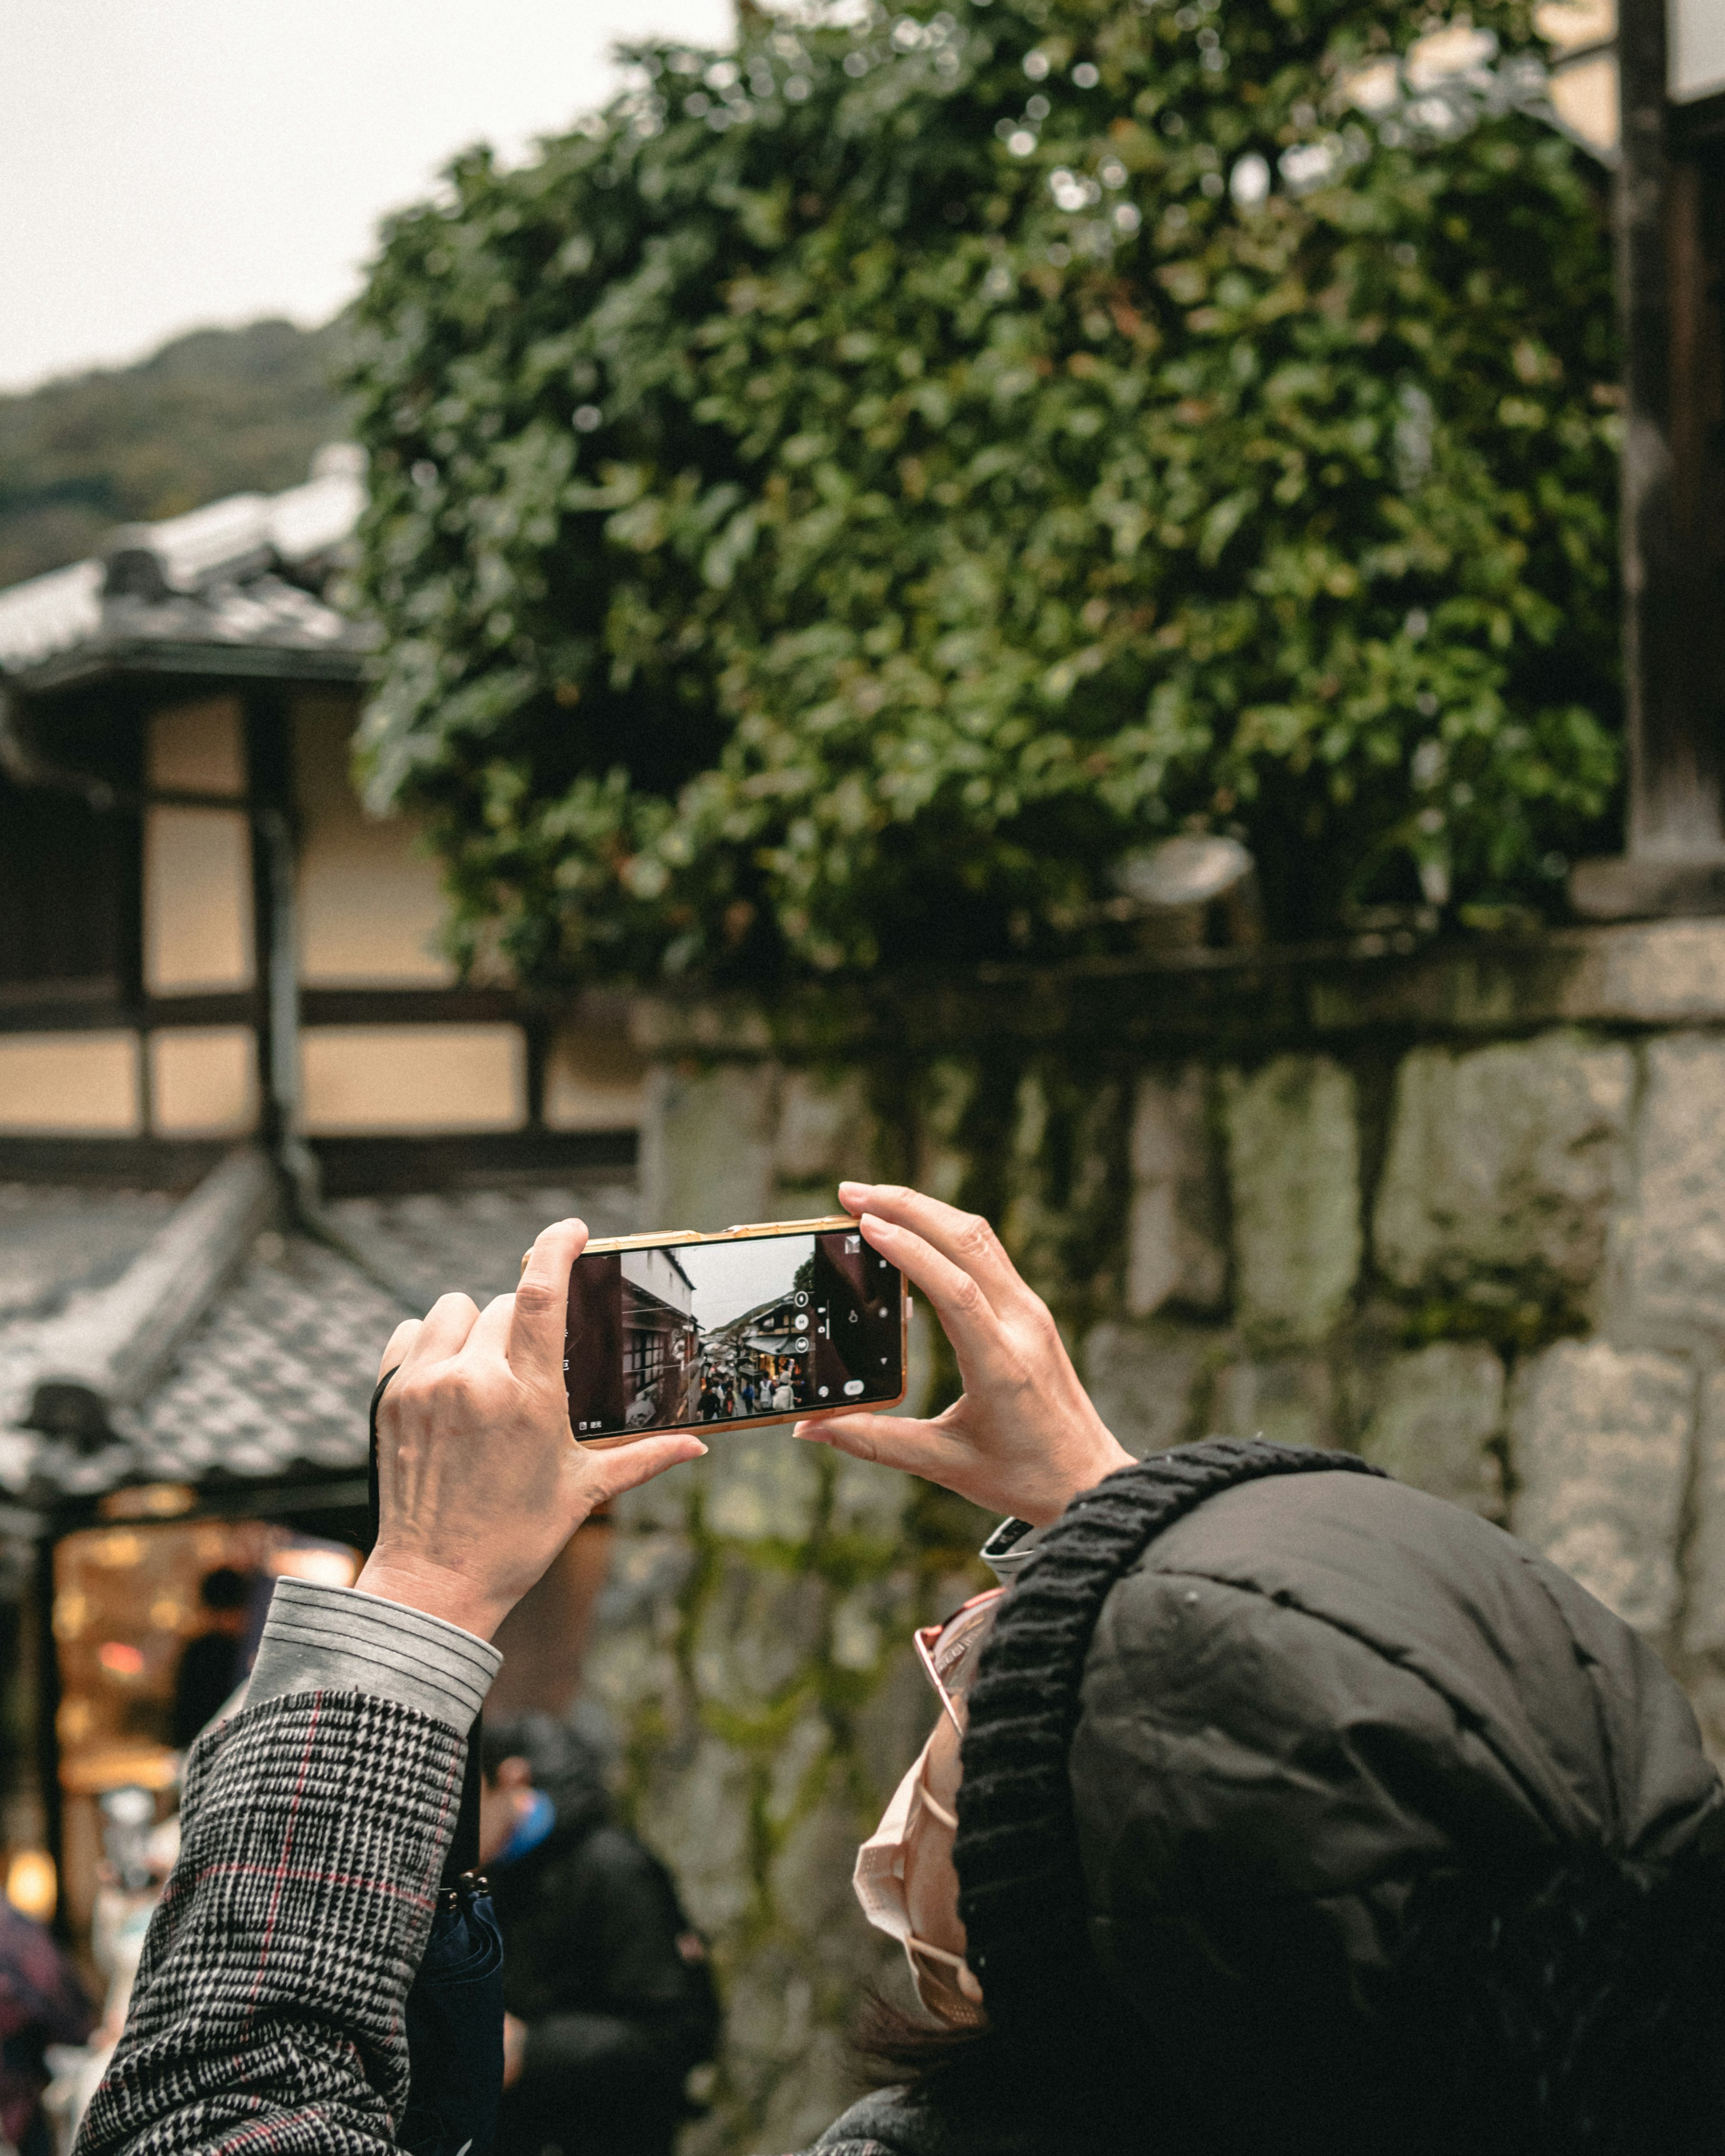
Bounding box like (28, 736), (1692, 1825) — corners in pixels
(680, 1236), (815, 1331)
(0, 0), (734, 394)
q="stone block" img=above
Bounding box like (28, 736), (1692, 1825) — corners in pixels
(895, 1293), (938, 1421)
(1373, 1033), (1632, 1301)
(1126, 1065), (1228, 1316)
(1357, 1341), (1505, 1515)
(609, 1464), (697, 1535)
(712, 1932), (874, 2156)
(1221, 1055), (1361, 1343)
(1681, 1370), (1725, 1662)
(593, 1528), (695, 1630)
(638, 1060), (778, 1233)
(581, 1625), (685, 1741)
(1610, 1035), (1725, 1347)
(914, 1058), (978, 1205)
(1211, 1355), (1336, 1451)
(632, 1733), (756, 1935)
(1080, 1320), (1210, 1456)
(1508, 1339), (1694, 1636)
(764, 1712), (833, 1826)
(703, 1429), (823, 1544)
(827, 1453), (911, 1542)
(775, 1067), (876, 1188)
(690, 1555), (828, 1707)
(852, 1642), (939, 1800)
(998, 1068), (1126, 1307)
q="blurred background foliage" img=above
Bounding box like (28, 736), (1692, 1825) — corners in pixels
(0, 319), (349, 590)
(346, 0), (1622, 984)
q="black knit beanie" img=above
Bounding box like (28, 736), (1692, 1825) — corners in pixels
(952, 1437), (1384, 2018)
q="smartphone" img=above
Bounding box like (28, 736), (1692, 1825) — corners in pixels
(559, 1215), (908, 1445)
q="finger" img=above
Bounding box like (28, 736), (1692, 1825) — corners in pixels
(378, 1318), (421, 1383)
(794, 1409), (971, 1483)
(853, 1213), (1008, 1369)
(840, 1184), (1036, 1316)
(511, 1218), (588, 1379)
(399, 1292), (481, 1371)
(579, 1432), (707, 1509)
(465, 1289), (517, 1363)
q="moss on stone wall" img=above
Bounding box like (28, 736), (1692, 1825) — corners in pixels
(589, 972), (1725, 2151)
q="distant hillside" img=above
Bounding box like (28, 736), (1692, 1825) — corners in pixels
(0, 317), (351, 589)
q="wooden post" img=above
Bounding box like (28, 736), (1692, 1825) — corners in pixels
(1571, 0), (1725, 916)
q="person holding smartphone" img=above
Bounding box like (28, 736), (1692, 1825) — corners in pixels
(70, 1186), (1725, 2156)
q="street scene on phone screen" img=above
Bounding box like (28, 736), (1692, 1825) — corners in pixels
(563, 1230), (904, 1437)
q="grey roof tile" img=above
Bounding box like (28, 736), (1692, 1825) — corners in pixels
(0, 451), (371, 683)
(0, 1176), (641, 1505)
(0, 1185), (178, 1322)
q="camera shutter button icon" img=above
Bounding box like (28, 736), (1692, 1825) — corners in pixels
(843, 1379), (865, 1396)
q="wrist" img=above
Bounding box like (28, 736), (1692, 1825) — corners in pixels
(354, 1552), (510, 1642)
(1021, 1428), (1136, 1525)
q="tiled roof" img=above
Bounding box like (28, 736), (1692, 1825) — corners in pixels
(0, 448), (372, 686)
(0, 1178), (641, 1509)
(0, 1184), (178, 1323)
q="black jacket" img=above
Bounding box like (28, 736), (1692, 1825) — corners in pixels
(934, 1449), (1725, 2155)
(487, 1798), (718, 2156)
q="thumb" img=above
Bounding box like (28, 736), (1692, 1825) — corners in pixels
(580, 1432), (708, 1511)
(795, 1409), (966, 1478)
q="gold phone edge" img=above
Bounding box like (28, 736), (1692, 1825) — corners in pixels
(584, 1213), (856, 1255)
(576, 1385), (907, 1449)
(522, 1215), (856, 1271)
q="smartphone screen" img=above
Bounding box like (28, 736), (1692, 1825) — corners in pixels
(564, 1225), (906, 1440)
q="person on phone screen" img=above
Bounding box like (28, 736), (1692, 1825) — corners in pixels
(67, 1191), (1725, 2156)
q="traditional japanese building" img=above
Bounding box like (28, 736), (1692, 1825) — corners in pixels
(0, 451), (643, 1926)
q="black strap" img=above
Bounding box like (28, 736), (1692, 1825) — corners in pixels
(369, 1368), (483, 1886)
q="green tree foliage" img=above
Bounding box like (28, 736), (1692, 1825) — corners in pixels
(347, 0), (1620, 983)
(0, 319), (349, 588)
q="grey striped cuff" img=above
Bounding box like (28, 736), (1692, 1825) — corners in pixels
(248, 1578), (502, 1732)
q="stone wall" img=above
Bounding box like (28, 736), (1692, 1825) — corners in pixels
(582, 919), (1725, 2154)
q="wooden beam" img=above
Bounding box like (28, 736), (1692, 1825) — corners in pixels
(1573, 0), (1725, 916)
(1620, 0), (1716, 855)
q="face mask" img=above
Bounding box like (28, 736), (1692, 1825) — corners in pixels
(853, 1731), (985, 2022)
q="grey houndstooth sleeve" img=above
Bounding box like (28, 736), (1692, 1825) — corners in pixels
(74, 1687), (465, 2156)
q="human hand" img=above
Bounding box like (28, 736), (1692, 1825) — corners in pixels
(795, 1183), (1133, 1525)
(502, 2012), (528, 2089)
(357, 1218), (707, 1639)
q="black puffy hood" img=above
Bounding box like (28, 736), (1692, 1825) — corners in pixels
(951, 1441), (1725, 2147)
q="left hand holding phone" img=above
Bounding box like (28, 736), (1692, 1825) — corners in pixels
(357, 1216), (708, 1641)
(794, 1182), (1132, 1527)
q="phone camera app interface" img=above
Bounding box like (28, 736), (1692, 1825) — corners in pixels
(565, 1231), (902, 1438)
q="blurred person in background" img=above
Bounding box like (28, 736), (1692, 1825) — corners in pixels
(479, 1713), (717, 2156)
(0, 1885), (92, 2156)
(170, 1568), (251, 1748)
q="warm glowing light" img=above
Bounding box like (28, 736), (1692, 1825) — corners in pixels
(97, 1641), (146, 1679)
(6, 1852), (55, 1924)
(98, 1483), (195, 1522)
(269, 1548), (359, 1590)
(56, 1699), (93, 1745)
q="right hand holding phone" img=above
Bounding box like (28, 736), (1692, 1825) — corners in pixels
(795, 1183), (1134, 1526)
(358, 1217), (708, 1640)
